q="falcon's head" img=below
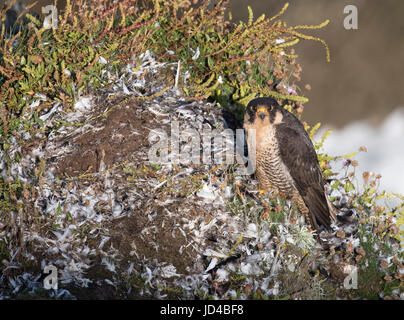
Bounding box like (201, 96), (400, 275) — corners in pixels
(244, 97), (284, 126)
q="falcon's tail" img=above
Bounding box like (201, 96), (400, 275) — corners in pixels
(301, 187), (336, 233)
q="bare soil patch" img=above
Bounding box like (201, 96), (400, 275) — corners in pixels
(55, 97), (160, 177)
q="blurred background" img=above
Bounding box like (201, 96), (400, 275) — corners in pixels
(2, 0), (404, 194)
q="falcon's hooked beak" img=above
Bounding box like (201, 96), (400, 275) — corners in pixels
(257, 107), (267, 120)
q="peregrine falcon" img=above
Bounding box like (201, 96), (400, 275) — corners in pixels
(243, 97), (336, 234)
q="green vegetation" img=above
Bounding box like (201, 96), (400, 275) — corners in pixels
(0, 0), (402, 300)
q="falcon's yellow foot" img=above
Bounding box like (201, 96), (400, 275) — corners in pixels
(259, 189), (266, 195)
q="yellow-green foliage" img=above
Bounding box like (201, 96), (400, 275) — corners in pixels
(0, 0), (330, 145)
(149, 1), (330, 112)
(310, 124), (403, 299)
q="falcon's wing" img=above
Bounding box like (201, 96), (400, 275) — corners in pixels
(275, 120), (334, 231)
